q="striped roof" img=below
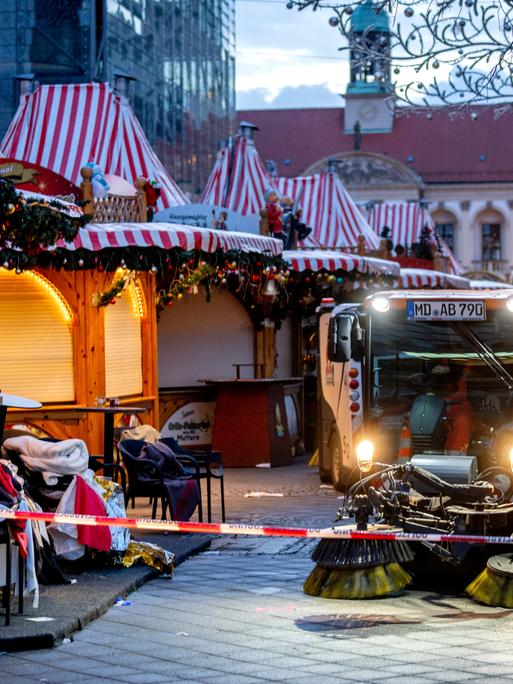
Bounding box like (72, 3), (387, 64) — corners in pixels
(277, 173), (380, 250)
(53, 222), (282, 256)
(399, 268), (470, 289)
(0, 82), (188, 209)
(201, 136), (272, 215)
(283, 249), (399, 276)
(366, 201), (464, 275)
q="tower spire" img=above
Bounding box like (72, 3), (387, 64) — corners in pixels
(344, 0), (394, 134)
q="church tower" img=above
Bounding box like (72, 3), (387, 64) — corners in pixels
(344, 0), (394, 134)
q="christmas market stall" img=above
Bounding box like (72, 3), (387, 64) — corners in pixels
(201, 125), (270, 217)
(275, 172), (380, 250)
(0, 81), (188, 211)
(0, 169), (284, 464)
(365, 200), (464, 275)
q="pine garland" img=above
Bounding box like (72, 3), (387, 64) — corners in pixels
(0, 178), (88, 258)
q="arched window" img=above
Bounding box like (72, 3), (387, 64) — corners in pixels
(0, 269), (74, 402)
(432, 209), (457, 254)
(158, 290), (254, 387)
(104, 277), (144, 397)
(475, 208), (505, 264)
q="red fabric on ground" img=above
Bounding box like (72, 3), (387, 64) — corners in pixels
(74, 476), (111, 552)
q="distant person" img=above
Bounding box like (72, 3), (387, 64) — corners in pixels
(380, 226), (394, 252)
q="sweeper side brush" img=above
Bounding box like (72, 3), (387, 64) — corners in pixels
(303, 538), (414, 599)
(466, 554), (513, 608)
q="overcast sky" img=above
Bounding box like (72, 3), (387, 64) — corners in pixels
(236, 0), (350, 110)
(234, 0), (489, 112)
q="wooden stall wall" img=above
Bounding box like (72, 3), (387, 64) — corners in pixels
(5, 268), (159, 456)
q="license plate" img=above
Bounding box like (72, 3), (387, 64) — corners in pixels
(406, 300), (486, 321)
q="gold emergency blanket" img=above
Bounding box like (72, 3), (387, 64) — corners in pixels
(120, 540), (175, 576)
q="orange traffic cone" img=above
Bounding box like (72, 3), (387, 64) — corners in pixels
(398, 423), (411, 460)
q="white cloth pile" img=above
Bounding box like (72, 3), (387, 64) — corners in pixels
(2, 436), (89, 484)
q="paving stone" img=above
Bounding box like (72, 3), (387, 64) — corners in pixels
(427, 672), (480, 682)
(382, 663), (440, 677)
(114, 676), (171, 684)
(8, 462), (513, 682)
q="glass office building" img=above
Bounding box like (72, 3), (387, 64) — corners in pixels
(0, 0), (236, 196)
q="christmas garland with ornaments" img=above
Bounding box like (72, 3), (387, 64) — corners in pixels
(0, 177), (397, 315)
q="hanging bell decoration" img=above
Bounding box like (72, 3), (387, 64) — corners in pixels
(262, 276), (278, 299)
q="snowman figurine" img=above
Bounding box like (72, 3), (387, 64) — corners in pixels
(86, 161), (110, 198)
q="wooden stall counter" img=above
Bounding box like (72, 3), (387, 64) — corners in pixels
(204, 378), (303, 468)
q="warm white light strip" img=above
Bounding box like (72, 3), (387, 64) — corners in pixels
(2, 268), (73, 322)
(129, 280), (145, 319)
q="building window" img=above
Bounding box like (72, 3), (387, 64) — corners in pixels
(482, 223), (502, 261)
(435, 222), (454, 251)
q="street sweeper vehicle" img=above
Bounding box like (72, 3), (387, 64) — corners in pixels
(308, 288), (513, 606)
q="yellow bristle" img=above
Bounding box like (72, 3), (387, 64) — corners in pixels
(466, 568), (513, 608)
(303, 563), (412, 599)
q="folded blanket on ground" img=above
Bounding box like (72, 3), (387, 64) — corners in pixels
(3, 436), (89, 485)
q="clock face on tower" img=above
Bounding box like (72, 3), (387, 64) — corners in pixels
(357, 103), (378, 123)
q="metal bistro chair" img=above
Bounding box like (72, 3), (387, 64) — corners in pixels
(0, 522), (24, 626)
(117, 439), (204, 521)
(159, 437), (225, 523)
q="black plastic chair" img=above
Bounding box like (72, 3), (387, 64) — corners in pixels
(117, 440), (171, 519)
(159, 437), (225, 522)
(117, 439), (204, 521)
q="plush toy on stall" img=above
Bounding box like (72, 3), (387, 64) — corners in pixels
(264, 188), (284, 242)
(85, 162), (110, 198)
(281, 195), (311, 248)
(144, 179), (161, 222)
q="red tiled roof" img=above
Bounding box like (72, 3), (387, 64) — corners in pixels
(237, 106), (513, 184)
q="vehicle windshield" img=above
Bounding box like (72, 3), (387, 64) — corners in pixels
(369, 307), (513, 465)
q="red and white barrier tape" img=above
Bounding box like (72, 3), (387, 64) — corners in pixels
(2, 509), (513, 546)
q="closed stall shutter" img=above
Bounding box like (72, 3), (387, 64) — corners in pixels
(275, 316), (293, 379)
(158, 290), (254, 387)
(105, 282), (143, 397)
(0, 270), (74, 402)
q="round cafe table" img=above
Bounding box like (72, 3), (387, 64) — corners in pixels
(0, 393), (42, 440)
(73, 406), (146, 477)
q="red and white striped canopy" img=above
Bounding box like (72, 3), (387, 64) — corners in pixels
(277, 173), (380, 250)
(399, 268), (470, 289)
(0, 82), (188, 209)
(201, 136), (271, 215)
(366, 201), (464, 275)
(53, 222), (282, 256)
(366, 202), (431, 247)
(283, 250), (400, 276)
(469, 279), (512, 290)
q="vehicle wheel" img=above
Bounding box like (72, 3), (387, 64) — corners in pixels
(329, 430), (353, 492)
(319, 467), (331, 483)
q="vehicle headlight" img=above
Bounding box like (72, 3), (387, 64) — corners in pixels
(509, 447), (513, 471)
(371, 296), (390, 313)
(506, 297), (513, 313)
(356, 439), (375, 472)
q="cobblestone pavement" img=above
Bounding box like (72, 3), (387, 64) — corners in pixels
(2, 459), (513, 683)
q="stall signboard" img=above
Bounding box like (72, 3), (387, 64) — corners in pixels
(161, 401), (216, 447)
(0, 157), (79, 200)
(157, 204), (259, 234)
